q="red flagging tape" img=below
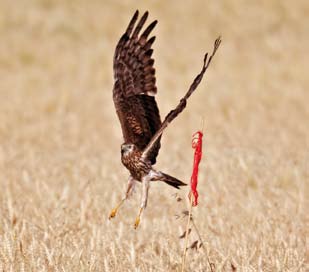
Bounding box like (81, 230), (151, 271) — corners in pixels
(189, 131), (203, 206)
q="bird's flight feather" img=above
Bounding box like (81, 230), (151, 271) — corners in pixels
(142, 37), (221, 160)
(113, 10), (221, 165)
(113, 10), (161, 164)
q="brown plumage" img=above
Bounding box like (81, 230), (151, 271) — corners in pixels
(113, 10), (161, 165)
(109, 10), (221, 228)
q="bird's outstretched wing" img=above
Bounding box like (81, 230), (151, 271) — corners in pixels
(113, 10), (161, 164)
(142, 37), (222, 160)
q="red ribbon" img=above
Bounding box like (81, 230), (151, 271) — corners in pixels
(189, 131), (203, 206)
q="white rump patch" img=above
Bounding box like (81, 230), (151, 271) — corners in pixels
(146, 91), (156, 96)
(140, 91), (156, 96)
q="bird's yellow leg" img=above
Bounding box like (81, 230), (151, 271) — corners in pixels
(134, 207), (144, 229)
(134, 176), (150, 229)
(109, 199), (125, 219)
(109, 176), (136, 220)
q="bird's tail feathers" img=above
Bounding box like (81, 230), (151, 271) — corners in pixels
(159, 172), (187, 189)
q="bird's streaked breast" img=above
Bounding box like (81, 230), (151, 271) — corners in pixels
(121, 150), (151, 181)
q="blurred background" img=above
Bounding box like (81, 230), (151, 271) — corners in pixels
(0, 0), (308, 270)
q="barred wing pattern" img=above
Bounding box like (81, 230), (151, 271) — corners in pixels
(113, 11), (161, 164)
(142, 37), (221, 160)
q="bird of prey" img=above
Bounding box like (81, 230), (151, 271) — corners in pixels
(109, 10), (221, 229)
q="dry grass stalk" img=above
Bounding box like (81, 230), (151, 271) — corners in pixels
(0, 1), (308, 271)
(181, 196), (193, 272)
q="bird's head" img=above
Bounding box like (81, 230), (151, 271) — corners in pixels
(121, 143), (136, 156)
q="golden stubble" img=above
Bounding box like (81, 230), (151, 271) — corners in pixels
(0, 0), (308, 271)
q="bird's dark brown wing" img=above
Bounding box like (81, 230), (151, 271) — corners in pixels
(113, 10), (161, 164)
(142, 37), (222, 160)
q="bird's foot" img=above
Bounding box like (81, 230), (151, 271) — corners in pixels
(134, 207), (143, 229)
(109, 208), (118, 220)
(134, 216), (140, 229)
(109, 199), (126, 220)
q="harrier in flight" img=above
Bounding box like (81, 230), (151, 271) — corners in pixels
(109, 10), (221, 228)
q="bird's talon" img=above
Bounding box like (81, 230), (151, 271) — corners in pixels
(109, 209), (117, 220)
(134, 217), (140, 229)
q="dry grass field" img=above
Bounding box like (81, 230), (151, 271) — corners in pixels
(0, 0), (308, 271)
